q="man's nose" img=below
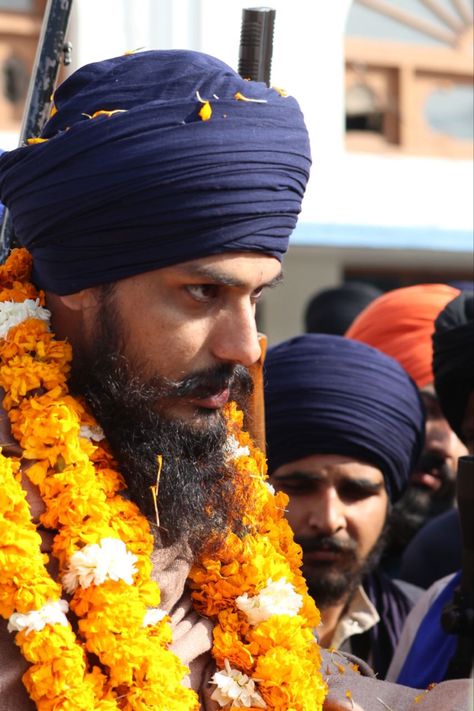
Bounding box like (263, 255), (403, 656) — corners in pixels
(211, 303), (261, 367)
(308, 488), (346, 536)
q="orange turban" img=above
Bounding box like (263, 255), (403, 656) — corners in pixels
(346, 284), (460, 389)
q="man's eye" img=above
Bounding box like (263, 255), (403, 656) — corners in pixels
(251, 287), (264, 304)
(186, 284), (218, 302)
(340, 485), (378, 502)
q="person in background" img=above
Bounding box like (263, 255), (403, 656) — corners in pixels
(304, 282), (382, 335)
(346, 283), (468, 575)
(400, 291), (474, 588)
(264, 333), (424, 679)
(386, 291), (474, 687)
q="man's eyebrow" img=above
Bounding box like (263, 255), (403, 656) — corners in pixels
(347, 479), (385, 492)
(272, 471), (384, 491)
(180, 263), (284, 289)
(272, 470), (318, 481)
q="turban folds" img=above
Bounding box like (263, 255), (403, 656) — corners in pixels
(264, 334), (425, 502)
(346, 284), (460, 388)
(0, 50), (311, 294)
(433, 292), (474, 442)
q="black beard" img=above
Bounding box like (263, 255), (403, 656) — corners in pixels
(296, 524), (389, 609)
(69, 285), (253, 558)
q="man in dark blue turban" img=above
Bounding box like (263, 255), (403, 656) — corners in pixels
(0, 50), (311, 709)
(0, 48), (310, 548)
(264, 334), (425, 679)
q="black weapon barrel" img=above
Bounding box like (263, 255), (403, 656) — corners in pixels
(238, 7), (275, 86)
(0, 0), (73, 261)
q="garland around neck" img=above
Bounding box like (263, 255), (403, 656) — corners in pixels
(0, 249), (327, 710)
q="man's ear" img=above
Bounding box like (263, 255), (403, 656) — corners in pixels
(55, 292), (84, 311)
(48, 288), (98, 313)
(46, 288), (99, 343)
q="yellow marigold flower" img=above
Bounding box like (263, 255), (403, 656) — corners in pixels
(213, 627), (256, 674)
(0, 248), (327, 710)
(234, 92), (267, 104)
(87, 109), (127, 119)
(0, 248), (32, 286)
(248, 615), (315, 656)
(198, 101), (212, 121)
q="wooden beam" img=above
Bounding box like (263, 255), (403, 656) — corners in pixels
(398, 65), (416, 151)
(450, 0), (474, 25)
(356, 0), (458, 45)
(346, 36), (474, 75)
(419, 0), (464, 34)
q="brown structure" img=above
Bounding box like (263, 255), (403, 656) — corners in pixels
(345, 0), (474, 158)
(0, 1), (46, 136)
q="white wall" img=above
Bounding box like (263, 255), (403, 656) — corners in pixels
(262, 243), (472, 345)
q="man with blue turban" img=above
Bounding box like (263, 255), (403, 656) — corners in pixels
(264, 334), (425, 679)
(0, 50), (313, 710)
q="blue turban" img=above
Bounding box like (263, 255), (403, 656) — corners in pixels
(0, 50), (311, 294)
(264, 334), (425, 502)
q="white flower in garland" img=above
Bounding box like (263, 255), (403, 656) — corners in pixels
(143, 608), (167, 627)
(236, 577), (303, 626)
(210, 659), (266, 708)
(62, 537), (138, 593)
(224, 434), (250, 461)
(79, 423), (105, 442)
(8, 599), (69, 635)
(0, 299), (50, 339)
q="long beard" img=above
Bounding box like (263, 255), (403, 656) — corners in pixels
(70, 287), (252, 558)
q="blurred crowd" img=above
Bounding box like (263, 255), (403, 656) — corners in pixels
(265, 279), (474, 686)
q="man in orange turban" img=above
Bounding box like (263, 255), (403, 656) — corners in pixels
(346, 284), (468, 574)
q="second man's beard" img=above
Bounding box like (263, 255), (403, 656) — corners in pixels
(70, 287), (253, 559)
(297, 526), (389, 610)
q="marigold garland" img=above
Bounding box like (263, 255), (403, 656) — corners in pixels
(0, 248), (327, 710)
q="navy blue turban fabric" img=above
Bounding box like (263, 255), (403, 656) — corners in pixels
(433, 291), (474, 442)
(264, 334), (425, 502)
(0, 50), (311, 294)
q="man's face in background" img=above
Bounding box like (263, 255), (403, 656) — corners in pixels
(388, 386), (468, 551)
(270, 454), (389, 609)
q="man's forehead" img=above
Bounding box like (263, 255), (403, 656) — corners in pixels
(175, 252), (283, 285)
(271, 454), (385, 482)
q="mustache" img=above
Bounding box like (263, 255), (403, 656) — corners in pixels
(295, 535), (357, 556)
(168, 363), (253, 400)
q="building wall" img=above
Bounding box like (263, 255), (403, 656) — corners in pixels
(262, 243), (473, 345)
